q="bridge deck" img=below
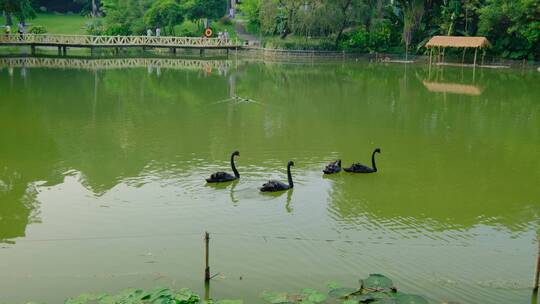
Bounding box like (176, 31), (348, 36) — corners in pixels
(0, 34), (241, 49)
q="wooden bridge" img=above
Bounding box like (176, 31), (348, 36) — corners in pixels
(0, 34), (241, 55)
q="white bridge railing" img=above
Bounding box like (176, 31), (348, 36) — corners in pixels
(0, 34), (240, 48)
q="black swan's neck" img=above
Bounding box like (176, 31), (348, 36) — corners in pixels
(231, 154), (239, 178)
(371, 151), (378, 172)
(287, 164), (294, 188)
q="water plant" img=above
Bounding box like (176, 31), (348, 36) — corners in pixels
(260, 274), (429, 304)
(49, 274), (431, 304)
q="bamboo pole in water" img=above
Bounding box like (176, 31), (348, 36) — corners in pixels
(534, 236), (540, 291)
(204, 231), (210, 282)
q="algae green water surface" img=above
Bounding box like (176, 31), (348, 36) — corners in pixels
(0, 59), (539, 304)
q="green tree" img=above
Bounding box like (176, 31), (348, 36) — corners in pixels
(478, 0), (540, 60)
(0, 0), (36, 26)
(183, 0), (226, 23)
(144, 0), (184, 35)
(329, 0), (366, 46)
(74, 0), (102, 17)
(393, 0), (425, 59)
(238, 0), (261, 32)
(101, 0), (152, 35)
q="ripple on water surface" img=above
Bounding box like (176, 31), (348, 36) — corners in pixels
(0, 61), (539, 304)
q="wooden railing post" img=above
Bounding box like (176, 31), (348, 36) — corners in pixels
(204, 231), (210, 282)
(534, 236), (540, 291)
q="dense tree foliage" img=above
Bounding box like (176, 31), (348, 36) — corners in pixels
(74, 0), (102, 16)
(1, 0), (537, 59)
(97, 0), (225, 35)
(144, 0), (184, 35)
(100, 0), (153, 35)
(183, 0), (226, 22)
(241, 0), (540, 59)
(1, 0), (36, 25)
(478, 0), (540, 59)
(32, 0), (83, 13)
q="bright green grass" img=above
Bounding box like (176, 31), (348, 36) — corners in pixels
(1, 13), (93, 35)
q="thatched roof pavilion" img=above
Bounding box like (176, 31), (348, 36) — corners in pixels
(426, 36), (490, 49)
(426, 36), (491, 66)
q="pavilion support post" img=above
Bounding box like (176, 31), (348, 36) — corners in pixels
(442, 48), (445, 64)
(62, 46), (67, 56)
(30, 45), (35, 55)
(481, 50), (485, 66)
(429, 48), (433, 66)
(462, 47), (467, 64)
(200, 48), (205, 57)
(473, 48), (478, 66)
(58, 46), (62, 56)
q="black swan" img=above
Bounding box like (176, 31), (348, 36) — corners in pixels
(344, 148), (381, 173)
(206, 151), (240, 183)
(260, 161), (294, 192)
(323, 160), (341, 174)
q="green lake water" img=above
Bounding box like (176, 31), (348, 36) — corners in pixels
(0, 57), (539, 304)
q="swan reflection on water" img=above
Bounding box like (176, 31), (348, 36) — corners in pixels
(259, 187), (294, 213)
(205, 179), (240, 205)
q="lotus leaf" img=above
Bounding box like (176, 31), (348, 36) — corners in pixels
(328, 288), (359, 298)
(99, 288), (149, 304)
(174, 288), (201, 303)
(350, 290), (398, 304)
(360, 274), (394, 290)
(302, 288), (327, 303)
(261, 291), (290, 303)
(65, 293), (106, 304)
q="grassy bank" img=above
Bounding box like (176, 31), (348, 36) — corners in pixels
(0, 13), (91, 35)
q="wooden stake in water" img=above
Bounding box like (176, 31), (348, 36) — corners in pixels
(534, 236), (540, 291)
(204, 231), (210, 282)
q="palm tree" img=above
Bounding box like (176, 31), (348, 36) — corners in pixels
(394, 0), (425, 60)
